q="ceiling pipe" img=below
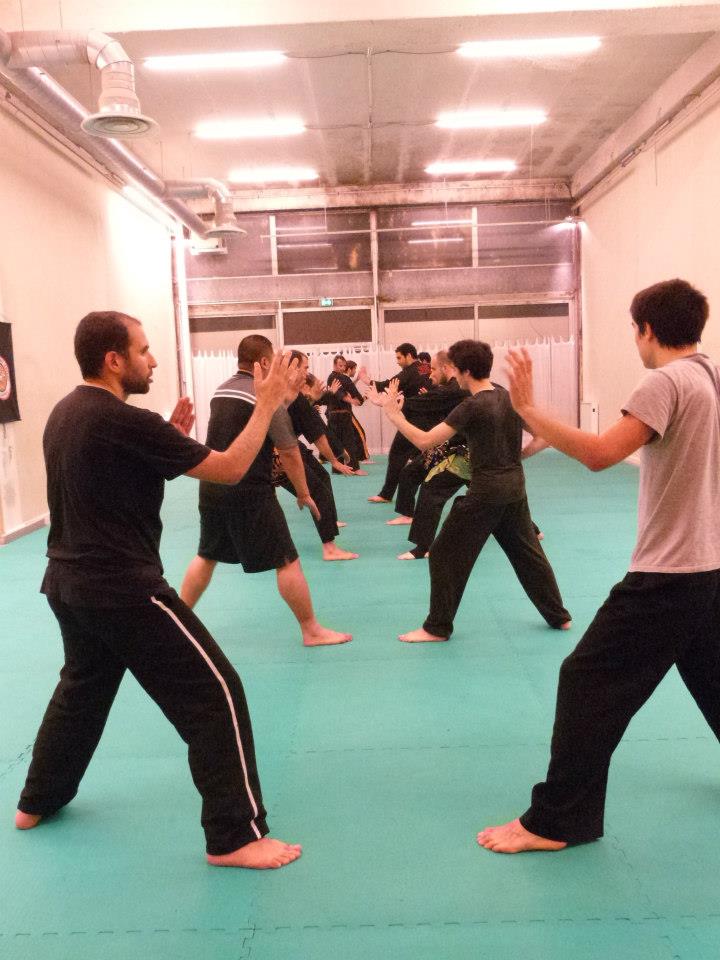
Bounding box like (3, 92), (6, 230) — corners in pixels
(0, 30), (209, 237)
(164, 179), (246, 238)
(1, 30), (156, 138)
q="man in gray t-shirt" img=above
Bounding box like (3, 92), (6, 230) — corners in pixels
(477, 278), (720, 855)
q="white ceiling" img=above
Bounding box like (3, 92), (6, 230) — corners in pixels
(7, 3), (720, 197)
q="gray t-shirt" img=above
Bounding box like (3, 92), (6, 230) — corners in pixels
(622, 354), (720, 573)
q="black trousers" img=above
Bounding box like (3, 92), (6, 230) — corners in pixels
(328, 412), (360, 470)
(278, 447), (339, 544)
(18, 589), (268, 856)
(424, 494), (569, 638)
(395, 454), (427, 518)
(351, 414), (369, 461)
(378, 432), (417, 501)
(520, 570), (720, 845)
(409, 470), (467, 553)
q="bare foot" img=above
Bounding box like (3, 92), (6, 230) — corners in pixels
(207, 837), (303, 869)
(387, 516), (412, 526)
(477, 818), (566, 854)
(397, 551), (426, 560)
(368, 495), (390, 503)
(15, 811), (42, 830)
(361, 459), (376, 464)
(559, 621), (572, 630)
(398, 628), (447, 643)
(537, 531), (544, 541)
(336, 521), (347, 528)
(303, 624), (353, 646)
(353, 469), (369, 476)
(322, 543), (359, 561)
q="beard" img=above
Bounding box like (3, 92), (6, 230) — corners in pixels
(120, 371), (151, 394)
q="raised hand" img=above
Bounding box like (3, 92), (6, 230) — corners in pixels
(256, 351), (298, 410)
(170, 397), (195, 436)
(328, 378), (342, 394)
(506, 348), (534, 416)
(365, 383), (387, 407)
(297, 494), (321, 520)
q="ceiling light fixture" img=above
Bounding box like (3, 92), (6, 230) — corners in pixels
(436, 109), (546, 129)
(228, 165), (318, 183)
(277, 242), (332, 249)
(457, 37), (601, 59)
(195, 118), (305, 140)
(425, 160), (517, 176)
(144, 51), (286, 71)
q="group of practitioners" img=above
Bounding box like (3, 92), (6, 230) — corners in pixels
(13, 278), (720, 867)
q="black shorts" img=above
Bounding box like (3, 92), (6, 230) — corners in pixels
(198, 488), (298, 572)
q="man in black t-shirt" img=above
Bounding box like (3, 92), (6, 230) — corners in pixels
(180, 336), (353, 644)
(372, 339), (571, 642)
(15, 311), (302, 871)
(277, 354), (359, 561)
(359, 343), (432, 503)
(325, 355), (368, 474)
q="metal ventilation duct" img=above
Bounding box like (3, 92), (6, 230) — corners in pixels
(1, 30), (156, 138)
(165, 180), (246, 238)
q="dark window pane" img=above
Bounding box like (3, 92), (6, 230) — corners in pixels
(283, 309), (372, 344)
(377, 205), (472, 270)
(276, 210), (371, 275)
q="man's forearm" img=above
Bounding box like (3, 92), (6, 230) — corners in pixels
(520, 407), (608, 469)
(191, 401), (277, 483)
(315, 434), (340, 465)
(278, 445), (310, 497)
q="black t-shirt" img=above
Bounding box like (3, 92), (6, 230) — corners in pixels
(375, 360), (431, 398)
(444, 385), (526, 503)
(42, 386), (210, 606)
(199, 371), (296, 511)
(288, 395), (326, 445)
(326, 371), (364, 414)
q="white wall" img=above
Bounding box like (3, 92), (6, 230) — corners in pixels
(579, 95), (720, 432)
(0, 107), (178, 539)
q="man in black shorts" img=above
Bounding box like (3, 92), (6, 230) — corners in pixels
(15, 311), (301, 870)
(373, 339), (571, 642)
(180, 335), (352, 647)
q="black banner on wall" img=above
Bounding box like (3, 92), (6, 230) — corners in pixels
(0, 321), (21, 424)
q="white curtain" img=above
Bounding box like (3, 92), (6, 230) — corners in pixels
(191, 338), (577, 452)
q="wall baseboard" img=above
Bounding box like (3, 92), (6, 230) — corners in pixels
(0, 514), (49, 545)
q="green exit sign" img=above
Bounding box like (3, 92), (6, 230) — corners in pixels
(319, 297), (334, 307)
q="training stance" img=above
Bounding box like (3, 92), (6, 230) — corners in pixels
(359, 343), (432, 503)
(274, 352), (359, 561)
(373, 339), (571, 642)
(342, 359), (371, 463)
(180, 335), (352, 647)
(478, 279), (720, 854)
(325, 355), (367, 474)
(15, 311), (301, 870)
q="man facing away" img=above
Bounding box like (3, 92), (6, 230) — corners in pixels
(478, 278), (720, 854)
(180, 335), (352, 647)
(373, 339), (571, 642)
(16, 311), (301, 869)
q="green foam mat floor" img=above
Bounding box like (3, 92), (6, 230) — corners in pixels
(2, 453), (719, 959)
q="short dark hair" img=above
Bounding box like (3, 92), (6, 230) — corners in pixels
(238, 334), (273, 366)
(395, 343), (417, 358)
(289, 349), (307, 364)
(447, 339), (493, 380)
(74, 311), (139, 379)
(630, 279), (709, 347)
(305, 372), (318, 387)
(333, 354), (345, 365)
(344, 359), (357, 371)
(418, 351), (431, 363)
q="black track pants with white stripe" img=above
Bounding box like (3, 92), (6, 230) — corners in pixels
(18, 588), (268, 855)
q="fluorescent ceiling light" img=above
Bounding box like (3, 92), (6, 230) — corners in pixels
(425, 159), (517, 176)
(408, 237), (465, 245)
(195, 118), (305, 140)
(436, 109), (546, 129)
(411, 218), (472, 226)
(457, 37), (601, 59)
(144, 50), (286, 71)
(228, 165), (318, 183)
